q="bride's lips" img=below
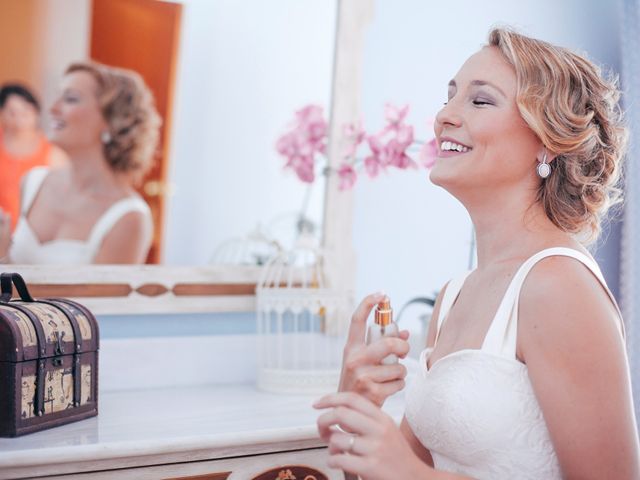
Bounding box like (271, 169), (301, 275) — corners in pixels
(50, 118), (66, 131)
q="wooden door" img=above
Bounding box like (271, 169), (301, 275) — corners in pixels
(90, 0), (182, 263)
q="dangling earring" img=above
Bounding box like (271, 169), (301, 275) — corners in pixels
(537, 151), (551, 179)
(101, 131), (112, 144)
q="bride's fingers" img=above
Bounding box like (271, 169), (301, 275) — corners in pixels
(375, 379), (406, 399)
(314, 391), (383, 418)
(361, 337), (411, 363)
(317, 405), (374, 441)
(346, 293), (387, 346)
(355, 363), (407, 383)
(326, 452), (368, 475)
(327, 431), (372, 456)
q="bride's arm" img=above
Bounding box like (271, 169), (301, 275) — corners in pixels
(519, 256), (640, 479)
(93, 208), (153, 264)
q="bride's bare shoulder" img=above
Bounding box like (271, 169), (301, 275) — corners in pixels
(518, 254), (622, 359)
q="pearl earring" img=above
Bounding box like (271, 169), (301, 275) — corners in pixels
(101, 131), (112, 144)
(537, 151), (551, 179)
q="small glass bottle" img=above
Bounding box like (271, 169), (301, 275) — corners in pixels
(366, 298), (399, 365)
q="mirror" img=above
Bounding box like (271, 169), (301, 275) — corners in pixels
(0, 0), (337, 266)
(1, 0), (370, 313)
(165, 0), (337, 265)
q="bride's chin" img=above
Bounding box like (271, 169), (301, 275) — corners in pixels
(49, 135), (72, 152)
(429, 163), (469, 193)
(429, 162), (451, 187)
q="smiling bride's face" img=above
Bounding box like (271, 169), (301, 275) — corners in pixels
(430, 46), (543, 200)
(49, 71), (107, 154)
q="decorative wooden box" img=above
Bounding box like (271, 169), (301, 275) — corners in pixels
(0, 273), (99, 437)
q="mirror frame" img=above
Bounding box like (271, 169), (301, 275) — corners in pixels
(7, 0), (374, 315)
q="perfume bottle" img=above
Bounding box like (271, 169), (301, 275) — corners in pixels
(366, 298), (399, 365)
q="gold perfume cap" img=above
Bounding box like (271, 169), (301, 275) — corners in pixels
(375, 298), (393, 326)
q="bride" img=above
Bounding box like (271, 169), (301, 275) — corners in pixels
(314, 28), (640, 479)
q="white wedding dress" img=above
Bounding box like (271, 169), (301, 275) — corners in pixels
(404, 247), (623, 479)
(9, 167), (151, 264)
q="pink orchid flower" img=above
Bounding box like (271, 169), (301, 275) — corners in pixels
(386, 142), (415, 169)
(337, 163), (357, 190)
(276, 104), (329, 182)
(384, 103), (410, 130)
(277, 103), (435, 189)
(395, 124), (414, 148)
(364, 155), (381, 178)
(296, 104), (324, 124)
(387, 142), (416, 169)
(366, 122), (416, 170)
(364, 133), (386, 177)
(387, 124), (416, 169)
(419, 137), (438, 169)
(296, 105), (326, 145)
(286, 154), (315, 183)
(275, 132), (296, 157)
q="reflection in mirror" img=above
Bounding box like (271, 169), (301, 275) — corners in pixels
(0, 0), (337, 266)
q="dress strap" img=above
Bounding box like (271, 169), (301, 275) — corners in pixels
(481, 247), (623, 359)
(434, 270), (472, 345)
(20, 167), (49, 215)
(87, 197), (151, 249)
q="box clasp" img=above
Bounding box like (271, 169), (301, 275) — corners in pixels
(53, 331), (65, 356)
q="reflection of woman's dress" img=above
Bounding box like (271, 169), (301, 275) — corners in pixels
(9, 167), (151, 264)
(404, 247), (624, 480)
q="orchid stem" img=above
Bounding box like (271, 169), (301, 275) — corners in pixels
(299, 183), (312, 223)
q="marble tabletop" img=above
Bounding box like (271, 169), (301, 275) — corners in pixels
(0, 384), (406, 479)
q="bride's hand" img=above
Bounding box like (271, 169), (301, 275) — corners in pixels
(314, 392), (430, 479)
(339, 293), (411, 407)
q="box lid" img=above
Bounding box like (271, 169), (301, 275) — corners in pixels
(0, 299), (99, 362)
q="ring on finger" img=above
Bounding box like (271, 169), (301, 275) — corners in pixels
(347, 434), (356, 454)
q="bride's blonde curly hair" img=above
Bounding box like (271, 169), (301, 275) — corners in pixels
(488, 28), (627, 244)
(66, 62), (161, 185)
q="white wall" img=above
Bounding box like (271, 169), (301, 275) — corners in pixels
(39, 0), (91, 121)
(164, 0), (337, 264)
(353, 0), (622, 319)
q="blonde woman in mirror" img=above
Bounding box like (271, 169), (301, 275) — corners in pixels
(314, 28), (640, 479)
(0, 62), (160, 264)
(0, 83), (68, 232)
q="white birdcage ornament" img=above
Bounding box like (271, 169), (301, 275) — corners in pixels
(256, 245), (351, 394)
(209, 225), (281, 266)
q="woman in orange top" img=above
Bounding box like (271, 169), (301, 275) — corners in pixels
(0, 83), (67, 230)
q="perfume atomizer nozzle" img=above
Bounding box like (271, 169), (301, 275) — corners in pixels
(374, 298), (393, 326)
(367, 297), (399, 364)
